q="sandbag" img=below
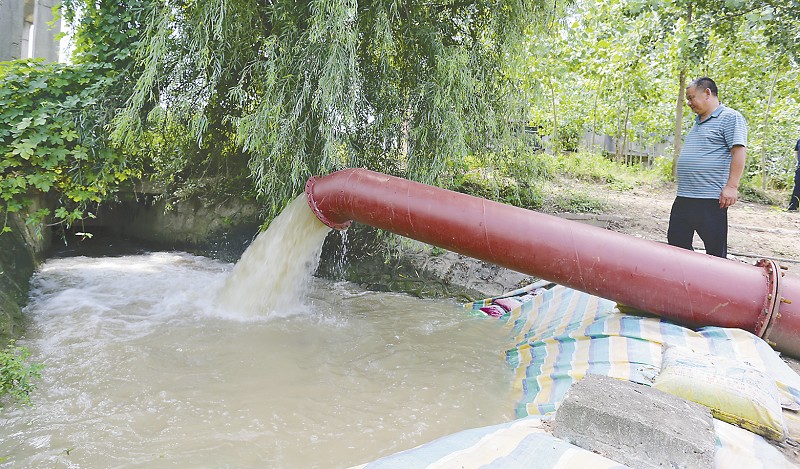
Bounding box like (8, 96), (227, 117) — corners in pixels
(653, 344), (786, 441)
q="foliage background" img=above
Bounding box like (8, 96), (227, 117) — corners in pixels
(0, 0), (798, 229)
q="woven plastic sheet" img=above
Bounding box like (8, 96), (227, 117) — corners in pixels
(350, 416), (628, 469)
(352, 283), (800, 468)
(468, 284), (800, 422)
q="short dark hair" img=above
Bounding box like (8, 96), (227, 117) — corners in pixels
(688, 77), (718, 96)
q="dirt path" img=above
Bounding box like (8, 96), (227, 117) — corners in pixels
(580, 180), (800, 265)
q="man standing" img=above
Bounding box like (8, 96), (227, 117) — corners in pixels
(668, 77), (747, 258)
(789, 137), (800, 211)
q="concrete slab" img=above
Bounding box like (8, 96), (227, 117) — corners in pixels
(554, 374), (715, 469)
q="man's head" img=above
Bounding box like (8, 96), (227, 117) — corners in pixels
(686, 77), (720, 118)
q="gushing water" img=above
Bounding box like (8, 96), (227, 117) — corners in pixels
(0, 197), (515, 468)
(216, 195), (331, 316)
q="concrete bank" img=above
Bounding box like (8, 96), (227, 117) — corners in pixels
(0, 210), (49, 341)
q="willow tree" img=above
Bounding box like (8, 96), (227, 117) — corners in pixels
(113, 0), (552, 215)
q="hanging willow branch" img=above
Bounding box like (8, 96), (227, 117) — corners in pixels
(112, 0), (553, 217)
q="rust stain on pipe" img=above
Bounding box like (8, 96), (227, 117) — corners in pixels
(306, 168), (800, 358)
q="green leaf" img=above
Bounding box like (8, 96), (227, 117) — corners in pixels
(60, 129), (79, 142)
(10, 141), (36, 160)
(72, 147), (88, 161)
(15, 117), (33, 131)
(63, 95), (81, 107)
(26, 173), (56, 192)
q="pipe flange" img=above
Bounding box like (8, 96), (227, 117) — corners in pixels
(305, 176), (352, 230)
(755, 258), (781, 341)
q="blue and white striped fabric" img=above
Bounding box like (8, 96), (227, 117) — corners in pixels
(676, 104), (748, 199)
(472, 284), (800, 422)
(351, 284), (799, 468)
(351, 416), (630, 469)
(351, 418), (792, 469)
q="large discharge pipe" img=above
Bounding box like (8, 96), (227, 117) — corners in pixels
(306, 168), (800, 358)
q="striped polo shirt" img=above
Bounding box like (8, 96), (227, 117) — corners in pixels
(677, 105), (748, 199)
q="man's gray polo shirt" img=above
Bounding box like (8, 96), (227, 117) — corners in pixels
(676, 105), (748, 199)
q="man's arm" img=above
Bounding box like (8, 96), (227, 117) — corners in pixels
(720, 145), (746, 208)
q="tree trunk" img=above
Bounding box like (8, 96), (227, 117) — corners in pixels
(761, 71), (780, 190)
(614, 96), (625, 162)
(591, 91), (598, 154)
(672, 71), (686, 176)
(547, 75), (558, 153)
(672, 5), (693, 178)
(622, 106), (630, 164)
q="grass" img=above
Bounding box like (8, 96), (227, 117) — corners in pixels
(544, 189), (608, 214)
(738, 185), (784, 206)
(453, 149), (794, 215)
(552, 151), (665, 188)
(453, 150), (663, 214)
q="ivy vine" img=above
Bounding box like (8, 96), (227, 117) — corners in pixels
(0, 59), (139, 235)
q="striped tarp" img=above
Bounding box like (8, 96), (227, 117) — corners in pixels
(351, 416), (792, 468)
(469, 284), (800, 424)
(351, 416), (629, 469)
(352, 284), (800, 468)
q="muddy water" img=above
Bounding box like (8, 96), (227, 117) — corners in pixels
(0, 198), (514, 468)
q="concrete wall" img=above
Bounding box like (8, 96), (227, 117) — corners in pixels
(0, 0), (60, 62)
(30, 0), (59, 62)
(87, 194), (263, 262)
(316, 225), (537, 301)
(0, 199), (50, 341)
(0, 0), (26, 61)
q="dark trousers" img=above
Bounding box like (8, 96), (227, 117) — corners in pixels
(667, 197), (728, 258)
(790, 167), (800, 210)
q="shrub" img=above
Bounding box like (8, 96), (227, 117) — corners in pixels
(0, 59), (139, 234)
(0, 341), (43, 406)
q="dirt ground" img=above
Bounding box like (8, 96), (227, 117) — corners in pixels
(581, 180), (800, 264)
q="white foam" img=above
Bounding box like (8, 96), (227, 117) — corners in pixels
(215, 195), (331, 318)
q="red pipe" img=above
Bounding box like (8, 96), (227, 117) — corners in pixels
(306, 168), (800, 358)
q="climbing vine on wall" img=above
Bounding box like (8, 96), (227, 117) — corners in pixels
(0, 0), (155, 236)
(0, 60), (139, 234)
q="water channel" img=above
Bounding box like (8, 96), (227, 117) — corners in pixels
(0, 198), (514, 468)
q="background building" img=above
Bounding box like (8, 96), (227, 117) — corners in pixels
(0, 0), (60, 62)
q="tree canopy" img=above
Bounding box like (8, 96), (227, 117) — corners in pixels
(2, 0), (800, 234)
(112, 0), (554, 214)
(523, 0), (800, 187)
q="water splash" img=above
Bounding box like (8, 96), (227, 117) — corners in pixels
(328, 229), (349, 280)
(338, 229), (349, 278)
(215, 195), (331, 316)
